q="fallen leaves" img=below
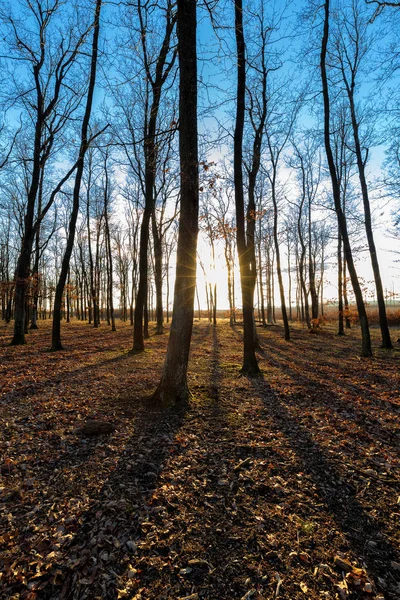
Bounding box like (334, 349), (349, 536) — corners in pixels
(0, 319), (399, 599)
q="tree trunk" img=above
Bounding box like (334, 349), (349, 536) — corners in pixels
(51, 0), (102, 350)
(233, 0), (260, 374)
(343, 257), (351, 329)
(308, 202), (319, 321)
(337, 226), (344, 335)
(132, 5), (176, 352)
(152, 0), (199, 404)
(104, 170), (116, 332)
(272, 179), (290, 340)
(320, 0), (371, 357)
(152, 211), (164, 334)
(347, 91), (392, 348)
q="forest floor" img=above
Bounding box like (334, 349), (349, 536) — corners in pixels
(0, 318), (399, 600)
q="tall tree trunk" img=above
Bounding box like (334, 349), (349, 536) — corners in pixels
(152, 211), (164, 334)
(337, 227), (344, 335)
(11, 116), (43, 344)
(347, 92), (392, 348)
(233, 0), (260, 374)
(66, 269), (71, 323)
(343, 257), (351, 329)
(320, 0), (371, 357)
(133, 4), (176, 352)
(104, 164), (116, 332)
(296, 158), (311, 330)
(287, 244), (293, 322)
(152, 0), (199, 403)
(51, 0), (102, 350)
(259, 239), (266, 326)
(308, 203), (319, 321)
(271, 178), (290, 340)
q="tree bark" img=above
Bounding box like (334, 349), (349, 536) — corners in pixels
(337, 226), (344, 335)
(346, 87), (392, 348)
(51, 0), (102, 350)
(233, 0), (260, 374)
(320, 0), (372, 357)
(152, 211), (164, 334)
(133, 2), (176, 352)
(152, 0), (199, 404)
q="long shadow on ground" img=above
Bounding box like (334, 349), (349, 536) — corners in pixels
(29, 401), (188, 600)
(249, 375), (400, 598)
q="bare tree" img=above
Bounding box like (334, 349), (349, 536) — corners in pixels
(152, 0), (199, 404)
(51, 0), (104, 350)
(333, 0), (392, 348)
(320, 0), (372, 357)
(130, 0), (177, 352)
(233, 0), (260, 374)
(1, 0), (94, 345)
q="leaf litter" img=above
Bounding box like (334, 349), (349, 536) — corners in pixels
(0, 319), (399, 599)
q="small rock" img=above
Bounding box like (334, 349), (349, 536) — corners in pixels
(127, 569), (138, 579)
(391, 561), (400, 572)
(179, 567), (192, 575)
(81, 420), (115, 435)
(126, 540), (137, 552)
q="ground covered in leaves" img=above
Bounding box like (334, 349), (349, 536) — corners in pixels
(1, 318), (399, 600)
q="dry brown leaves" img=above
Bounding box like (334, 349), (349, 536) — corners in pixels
(0, 319), (399, 599)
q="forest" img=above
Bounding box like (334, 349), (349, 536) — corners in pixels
(0, 0), (399, 598)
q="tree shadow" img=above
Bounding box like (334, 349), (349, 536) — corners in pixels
(248, 375), (400, 594)
(256, 333), (400, 452)
(37, 400), (187, 599)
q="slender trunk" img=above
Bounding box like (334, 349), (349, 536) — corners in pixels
(30, 171), (45, 330)
(347, 91), (392, 348)
(133, 7), (176, 352)
(287, 245), (292, 322)
(233, 0), (259, 374)
(337, 227), (344, 335)
(133, 208), (151, 349)
(272, 179), (290, 340)
(51, 0), (102, 350)
(144, 283), (149, 338)
(320, 0), (371, 357)
(213, 282), (217, 325)
(104, 178), (116, 332)
(226, 244), (234, 326)
(308, 204), (318, 321)
(343, 257), (351, 329)
(165, 263), (169, 324)
(152, 211), (164, 334)
(266, 241), (273, 324)
(196, 285), (201, 320)
(66, 269), (70, 323)
(258, 234), (266, 326)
